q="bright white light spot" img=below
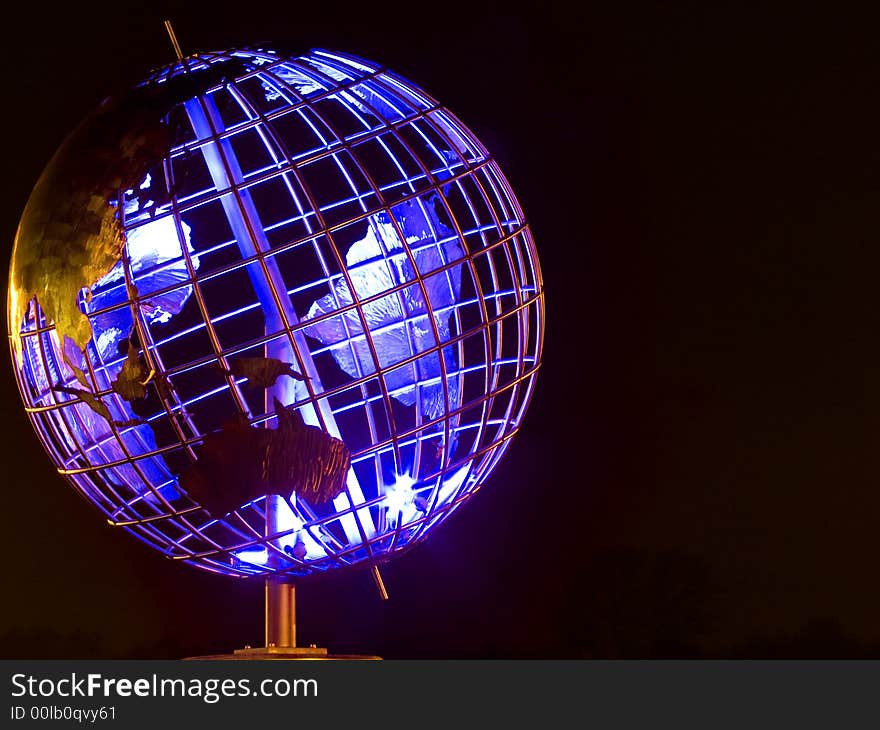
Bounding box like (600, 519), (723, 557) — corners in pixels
(385, 474), (418, 528)
(233, 496), (328, 566)
(432, 464), (471, 510)
(272, 495), (327, 560)
(235, 548), (268, 565)
(128, 217), (193, 269)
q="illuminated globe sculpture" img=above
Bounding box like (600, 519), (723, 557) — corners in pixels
(8, 47), (543, 595)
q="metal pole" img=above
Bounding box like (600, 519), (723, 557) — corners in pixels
(182, 94), (375, 551)
(265, 579), (296, 648)
(163, 20), (184, 61)
(371, 564), (389, 601)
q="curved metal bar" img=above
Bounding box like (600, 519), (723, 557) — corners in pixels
(9, 48), (544, 579)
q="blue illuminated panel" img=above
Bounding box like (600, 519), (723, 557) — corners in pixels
(10, 48), (544, 578)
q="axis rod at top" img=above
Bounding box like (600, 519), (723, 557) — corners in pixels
(164, 20), (184, 61)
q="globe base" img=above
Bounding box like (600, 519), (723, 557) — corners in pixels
(184, 647), (381, 661)
(235, 644), (328, 657)
(182, 578), (382, 660)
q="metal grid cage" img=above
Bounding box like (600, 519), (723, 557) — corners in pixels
(9, 48), (544, 578)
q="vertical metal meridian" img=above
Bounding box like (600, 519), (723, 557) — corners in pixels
(265, 579), (296, 648)
(182, 91), (375, 558)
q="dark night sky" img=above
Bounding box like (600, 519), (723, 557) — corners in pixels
(1, 2), (879, 658)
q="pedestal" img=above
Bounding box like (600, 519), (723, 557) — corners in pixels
(183, 578), (381, 660)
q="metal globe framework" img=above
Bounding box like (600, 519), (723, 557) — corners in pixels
(9, 48), (544, 579)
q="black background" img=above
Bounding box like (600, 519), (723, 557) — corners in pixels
(1, 2), (879, 658)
